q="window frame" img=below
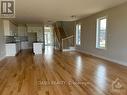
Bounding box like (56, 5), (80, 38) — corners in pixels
(76, 24), (81, 46)
(96, 16), (108, 49)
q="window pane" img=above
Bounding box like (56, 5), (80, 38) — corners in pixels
(100, 18), (107, 30)
(96, 17), (107, 49)
(79, 25), (81, 30)
(99, 30), (106, 48)
(76, 25), (79, 45)
(78, 29), (81, 45)
(76, 24), (81, 45)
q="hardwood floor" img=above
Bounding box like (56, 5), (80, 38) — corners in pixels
(0, 46), (127, 95)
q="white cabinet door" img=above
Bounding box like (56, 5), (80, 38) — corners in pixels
(33, 43), (43, 54)
(4, 20), (17, 36)
(18, 25), (27, 36)
(16, 43), (21, 53)
(3, 20), (11, 36)
(10, 21), (18, 36)
(21, 42), (28, 50)
(5, 44), (17, 56)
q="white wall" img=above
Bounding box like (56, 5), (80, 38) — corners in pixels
(76, 2), (127, 66)
(0, 19), (6, 60)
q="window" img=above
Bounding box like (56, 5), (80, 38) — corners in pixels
(96, 17), (107, 49)
(76, 24), (81, 45)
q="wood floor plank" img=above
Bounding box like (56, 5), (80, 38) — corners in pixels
(0, 47), (127, 95)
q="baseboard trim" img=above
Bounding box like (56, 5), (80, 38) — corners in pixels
(76, 49), (127, 67)
(62, 47), (76, 52)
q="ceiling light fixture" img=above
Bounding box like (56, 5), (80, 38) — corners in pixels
(71, 15), (77, 19)
(48, 20), (52, 23)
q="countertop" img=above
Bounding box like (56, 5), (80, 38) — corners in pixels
(33, 41), (43, 43)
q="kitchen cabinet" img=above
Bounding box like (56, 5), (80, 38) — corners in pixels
(33, 42), (44, 54)
(18, 25), (27, 36)
(5, 43), (21, 56)
(3, 20), (18, 36)
(27, 25), (44, 42)
(21, 41), (29, 50)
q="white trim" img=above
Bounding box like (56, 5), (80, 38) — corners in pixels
(76, 49), (127, 67)
(62, 35), (74, 40)
(62, 48), (76, 52)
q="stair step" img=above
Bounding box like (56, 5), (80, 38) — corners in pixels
(69, 47), (75, 50)
(62, 47), (75, 51)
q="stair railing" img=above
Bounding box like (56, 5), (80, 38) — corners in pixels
(62, 35), (74, 50)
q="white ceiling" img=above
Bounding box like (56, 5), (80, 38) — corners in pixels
(15, 0), (127, 24)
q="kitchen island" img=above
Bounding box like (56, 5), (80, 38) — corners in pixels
(33, 42), (44, 54)
(5, 42), (21, 56)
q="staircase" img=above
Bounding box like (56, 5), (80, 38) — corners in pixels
(53, 22), (75, 51)
(62, 35), (75, 51)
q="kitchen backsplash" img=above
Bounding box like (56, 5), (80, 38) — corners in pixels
(5, 36), (28, 43)
(5, 36), (16, 43)
(20, 36), (28, 42)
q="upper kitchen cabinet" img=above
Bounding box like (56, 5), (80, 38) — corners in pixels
(3, 20), (18, 36)
(27, 24), (43, 33)
(18, 24), (27, 36)
(27, 24), (44, 42)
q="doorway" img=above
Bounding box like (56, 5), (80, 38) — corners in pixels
(44, 26), (53, 46)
